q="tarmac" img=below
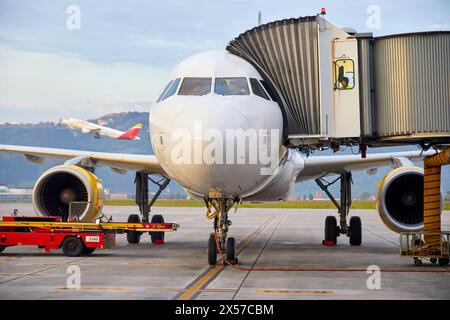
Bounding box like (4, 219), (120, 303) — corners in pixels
(0, 203), (449, 300)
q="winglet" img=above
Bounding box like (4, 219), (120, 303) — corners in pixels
(118, 123), (143, 140)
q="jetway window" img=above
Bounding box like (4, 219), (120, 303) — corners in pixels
(250, 78), (269, 100)
(161, 78), (181, 101)
(179, 77), (212, 96)
(156, 80), (173, 103)
(214, 77), (249, 95)
(335, 59), (355, 90)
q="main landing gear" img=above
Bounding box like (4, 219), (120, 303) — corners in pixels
(205, 197), (238, 266)
(316, 172), (362, 246)
(126, 171), (170, 244)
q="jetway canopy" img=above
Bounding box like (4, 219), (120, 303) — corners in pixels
(227, 16), (321, 136)
(227, 16), (450, 149)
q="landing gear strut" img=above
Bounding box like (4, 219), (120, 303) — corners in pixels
(205, 197), (238, 266)
(316, 172), (362, 246)
(127, 171), (170, 244)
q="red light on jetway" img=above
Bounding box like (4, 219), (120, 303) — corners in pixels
(321, 7), (326, 15)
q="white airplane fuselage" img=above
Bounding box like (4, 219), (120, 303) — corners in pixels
(150, 51), (303, 200)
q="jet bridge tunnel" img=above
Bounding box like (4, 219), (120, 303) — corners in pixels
(226, 16), (450, 151)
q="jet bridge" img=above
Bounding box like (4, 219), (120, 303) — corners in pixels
(227, 16), (450, 150)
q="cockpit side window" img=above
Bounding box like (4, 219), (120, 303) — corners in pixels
(250, 78), (270, 100)
(178, 77), (212, 96)
(260, 80), (277, 101)
(161, 78), (181, 101)
(156, 80), (173, 103)
(214, 77), (250, 95)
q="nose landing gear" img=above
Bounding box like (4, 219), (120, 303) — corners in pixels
(205, 197), (238, 266)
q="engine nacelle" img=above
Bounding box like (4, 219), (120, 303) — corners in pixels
(376, 166), (424, 233)
(32, 165), (104, 221)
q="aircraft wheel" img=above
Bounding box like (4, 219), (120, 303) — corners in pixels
(208, 234), (217, 266)
(324, 216), (338, 245)
(62, 237), (84, 257)
(349, 216), (362, 246)
(438, 258), (449, 266)
(126, 214), (141, 244)
(150, 214), (165, 244)
(226, 237), (237, 264)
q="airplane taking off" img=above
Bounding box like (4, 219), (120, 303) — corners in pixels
(61, 118), (142, 140)
(0, 50), (436, 265)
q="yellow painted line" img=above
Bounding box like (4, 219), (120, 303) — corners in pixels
(256, 289), (335, 295)
(177, 217), (274, 300)
(55, 287), (131, 292)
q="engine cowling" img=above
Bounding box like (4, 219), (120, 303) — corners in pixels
(376, 166), (424, 233)
(32, 165), (104, 221)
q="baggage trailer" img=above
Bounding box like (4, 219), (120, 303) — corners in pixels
(0, 215), (179, 257)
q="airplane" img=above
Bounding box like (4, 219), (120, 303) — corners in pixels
(61, 117), (142, 140)
(0, 50), (436, 265)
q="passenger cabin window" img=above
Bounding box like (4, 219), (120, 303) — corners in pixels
(250, 78), (269, 100)
(335, 59), (355, 90)
(260, 80), (277, 101)
(214, 77), (249, 95)
(156, 80), (173, 103)
(161, 78), (181, 101)
(178, 77), (212, 96)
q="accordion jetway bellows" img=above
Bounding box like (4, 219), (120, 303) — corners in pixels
(227, 16), (321, 136)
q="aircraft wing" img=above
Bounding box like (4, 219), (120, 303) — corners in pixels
(297, 150), (435, 182)
(0, 144), (166, 176)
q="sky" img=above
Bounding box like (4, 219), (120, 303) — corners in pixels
(0, 0), (449, 123)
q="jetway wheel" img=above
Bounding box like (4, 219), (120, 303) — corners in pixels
(62, 237), (84, 257)
(226, 237), (237, 264)
(324, 216), (338, 245)
(349, 216), (362, 246)
(150, 215), (165, 244)
(208, 234), (217, 266)
(126, 214), (141, 244)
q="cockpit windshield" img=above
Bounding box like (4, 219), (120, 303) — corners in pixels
(214, 77), (250, 96)
(178, 77), (212, 96)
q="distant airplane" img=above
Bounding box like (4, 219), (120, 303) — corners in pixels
(61, 118), (142, 140)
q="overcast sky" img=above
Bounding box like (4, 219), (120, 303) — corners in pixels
(0, 0), (449, 122)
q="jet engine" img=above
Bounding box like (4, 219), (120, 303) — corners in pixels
(32, 165), (104, 221)
(376, 166), (424, 233)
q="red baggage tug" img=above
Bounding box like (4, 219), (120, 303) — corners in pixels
(0, 215), (179, 257)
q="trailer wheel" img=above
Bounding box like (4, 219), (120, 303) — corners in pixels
(438, 258), (449, 266)
(0, 246), (5, 253)
(150, 214), (165, 244)
(83, 247), (96, 255)
(62, 237), (84, 257)
(126, 214), (141, 244)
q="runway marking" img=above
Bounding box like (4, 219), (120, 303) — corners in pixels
(176, 217), (275, 300)
(55, 287), (131, 292)
(256, 289), (335, 295)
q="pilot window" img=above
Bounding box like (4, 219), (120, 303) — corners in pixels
(250, 78), (269, 100)
(214, 77), (250, 95)
(161, 78), (181, 101)
(178, 77), (212, 96)
(260, 80), (277, 101)
(156, 80), (174, 103)
(335, 59), (355, 90)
